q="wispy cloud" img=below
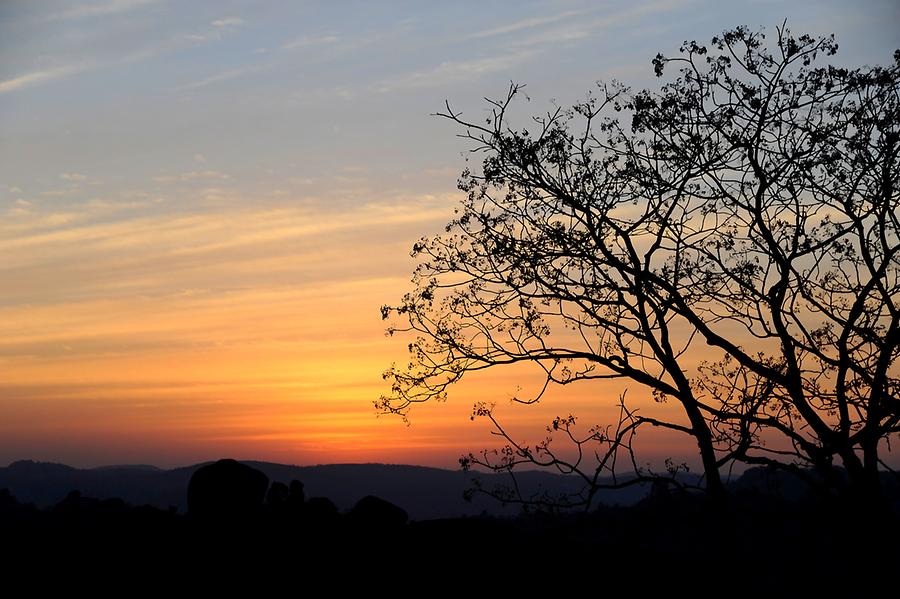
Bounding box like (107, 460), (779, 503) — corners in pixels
(212, 17), (244, 28)
(50, 0), (165, 20)
(59, 173), (103, 186)
(378, 49), (537, 92)
(466, 9), (585, 39)
(60, 173), (90, 182)
(0, 197), (455, 319)
(0, 65), (85, 95)
(512, 25), (591, 46)
(152, 170), (231, 183)
(177, 67), (258, 90)
(373, 1), (689, 95)
(1, 18), (249, 96)
(481, 0), (690, 50)
(282, 34), (340, 50)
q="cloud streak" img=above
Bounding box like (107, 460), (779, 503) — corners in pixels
(177, 66), (261, 91)
(49, 0), (165, 21)
(378, 49), (537, 92)
(211, 17), (244, 28)
(0, 196), (455, 303)
(152, 170), (231, 183)
(0, 65), (85, 95)
(466, 9), (585, 39)
(282, 34), (340, 50)
(1, 12), (251, 95)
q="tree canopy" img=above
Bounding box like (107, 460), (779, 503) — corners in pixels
(381, 24), (900, 504)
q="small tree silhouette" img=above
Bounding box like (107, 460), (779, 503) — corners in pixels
(381, 24), (900, 505)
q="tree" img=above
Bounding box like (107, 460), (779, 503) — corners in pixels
(380, 24), (900, 505)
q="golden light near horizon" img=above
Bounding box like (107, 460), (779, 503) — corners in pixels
(1, 0), (898, 469)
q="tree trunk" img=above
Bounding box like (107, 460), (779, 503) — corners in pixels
(698, 435), (725, 500)
(844, 443), (885, 508)
(682, 401), (725, 500)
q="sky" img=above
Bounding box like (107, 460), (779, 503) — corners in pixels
(1, 0), (898, 469)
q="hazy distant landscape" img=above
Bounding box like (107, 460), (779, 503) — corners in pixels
(7, 459), (895, 518)
(1, 459), (649, 518)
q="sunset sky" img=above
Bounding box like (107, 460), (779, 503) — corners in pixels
(1, 0), (898, 469)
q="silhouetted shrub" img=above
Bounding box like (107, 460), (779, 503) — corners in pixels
(288, 480), (305, 506)
(266, 482), (289, 507)
(187, 459), (268, 519)
(350, 495), (408, 527)
(305, 496), (338, 522)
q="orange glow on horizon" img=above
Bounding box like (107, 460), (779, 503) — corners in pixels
(0, 200), (707, 469)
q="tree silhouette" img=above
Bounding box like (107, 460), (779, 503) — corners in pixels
(381, 24), (899, 505)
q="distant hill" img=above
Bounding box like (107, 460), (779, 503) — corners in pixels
(0, 460), (653, 519)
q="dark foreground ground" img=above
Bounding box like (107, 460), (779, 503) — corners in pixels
(2, 460), (898, 592)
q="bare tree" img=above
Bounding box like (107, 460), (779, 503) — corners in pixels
(380, 24), (900, 505)
(457, 395), (698, 511)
